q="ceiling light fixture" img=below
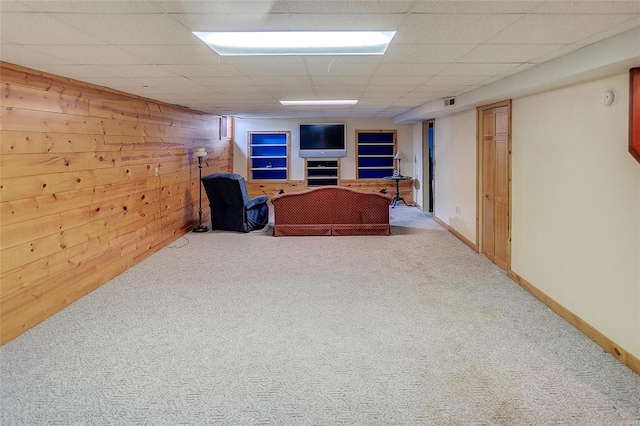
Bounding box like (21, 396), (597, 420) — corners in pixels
(193, 31), (396, 56)
(279, 100), (358, 106)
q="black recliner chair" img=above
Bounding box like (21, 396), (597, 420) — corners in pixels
(201, 173), (269, 232)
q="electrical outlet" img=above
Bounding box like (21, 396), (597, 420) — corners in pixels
(456, 207), (461, 215)
(155, 167), (159, 176)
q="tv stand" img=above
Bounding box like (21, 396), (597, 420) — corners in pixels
(305, 159), (339, 187)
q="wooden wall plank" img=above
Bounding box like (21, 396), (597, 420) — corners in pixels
(0, 62), (230, 345)
(244, 178), (415, 205)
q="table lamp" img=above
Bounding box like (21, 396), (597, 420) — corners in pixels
(394, 151), (403, 176)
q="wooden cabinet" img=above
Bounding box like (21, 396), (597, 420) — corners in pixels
(306, 159), (339, 187)
(248, 131), (289, 180)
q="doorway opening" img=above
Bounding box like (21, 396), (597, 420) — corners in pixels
(422, 120), (435, 213)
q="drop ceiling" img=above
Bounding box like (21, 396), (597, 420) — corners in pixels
(1, 1), (639, 119)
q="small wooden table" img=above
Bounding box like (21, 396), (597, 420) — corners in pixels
(384, 175), (412, 208)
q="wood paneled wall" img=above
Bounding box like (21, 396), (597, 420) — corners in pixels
(0, 62), (231, 344)
(246, 178), (415, 205)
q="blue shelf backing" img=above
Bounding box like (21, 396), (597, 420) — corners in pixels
(356, 131), (396, 179)
(249, 132), (289, 180)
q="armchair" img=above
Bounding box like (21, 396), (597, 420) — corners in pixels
(201, 173), (269, 232)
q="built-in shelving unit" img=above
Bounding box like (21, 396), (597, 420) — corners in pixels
(305, 159), (339, 187)
(356, 130), (396, 179)
(248, 131), (289, 181)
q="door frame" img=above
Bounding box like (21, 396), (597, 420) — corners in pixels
(422, 120), (435, 213)
(476, 100), (512, 270)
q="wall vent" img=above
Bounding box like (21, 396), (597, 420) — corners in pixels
(444, 98), (455, 106)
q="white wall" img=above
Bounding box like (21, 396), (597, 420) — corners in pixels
(511, 73), (640, 357)
(234, 118), (414, 180)
(432, 73), (640, 359)
(433, 109), (478, 242)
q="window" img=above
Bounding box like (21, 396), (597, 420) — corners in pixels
(248, 131), (289, 180)
(356, 130), (396, 179)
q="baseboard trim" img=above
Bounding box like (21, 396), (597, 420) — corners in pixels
(507, 270), (640, 376)
(433, 215), (477, 251)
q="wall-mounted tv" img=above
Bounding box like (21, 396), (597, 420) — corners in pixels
(299, 123), (347, 158)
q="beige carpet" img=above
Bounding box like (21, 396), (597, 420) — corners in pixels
(2, 206), (639, 425)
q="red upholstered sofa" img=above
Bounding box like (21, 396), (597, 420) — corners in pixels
(271, 186), (392, 236)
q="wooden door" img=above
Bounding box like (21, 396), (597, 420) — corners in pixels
(481, 105), (510, 270)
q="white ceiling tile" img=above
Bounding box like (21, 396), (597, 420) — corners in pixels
(223, 56), (305, 65)
(303, 56), (382, 65)
(2, 1), (637, 119)
(369, 75), (428, 85)
(0, 45), (71, 65)
(488, 14), (634, 44)
(120, 86), (173, 96)
(306, 62), (379, 76)
(264, 87), (317, 96)
(392, 99), (429, 108)
(410, 1), (540, 14)
(189, 76), (255, 86)
(1, 13), (109, 45)
(29, 64), (116, 79)
(458, 44), (566, 64)
(394, 14), (521, 44)
(410, 85), (473, 95)
(443, 63), (521, 76)
(313, 87), (366, 96)
(425, 75), (491, 86)
(119, 45), (221, 65)
(24, 45), (147, 65)
(234, 63), (309, 77)
(375, 63), (448, 76)
(0, 1), (34, 12)
(159, 1), (288, 14)
(358, 97), (402, 105)
(98, 65), (182, 78)
(363, 86), (417, 96)
(251, 76), (314, 86)
(160, 64), (242, 77)
(218, 86), (271, 95)
(17, 1), (166, 13)
(311, 76), (369, 86)
(126, 76), (200, 87)
(286, 13), (406, 31)
(79, 77), (141, 88)
(52, 13), (195, 45)
(172, 12), (294, 31)
(163, 91), (223, 99)
(531, 1), (640, 14)
(382, 44), (476, 63)
(284, 1), (413, 14)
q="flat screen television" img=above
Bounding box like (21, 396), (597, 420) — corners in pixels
(299, 123), (347, 158)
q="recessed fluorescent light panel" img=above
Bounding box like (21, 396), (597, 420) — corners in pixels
(280, 100), (358, 106)
(193, 31), (396, 56)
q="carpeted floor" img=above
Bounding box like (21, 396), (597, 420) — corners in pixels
(2, 206), (639, 425)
